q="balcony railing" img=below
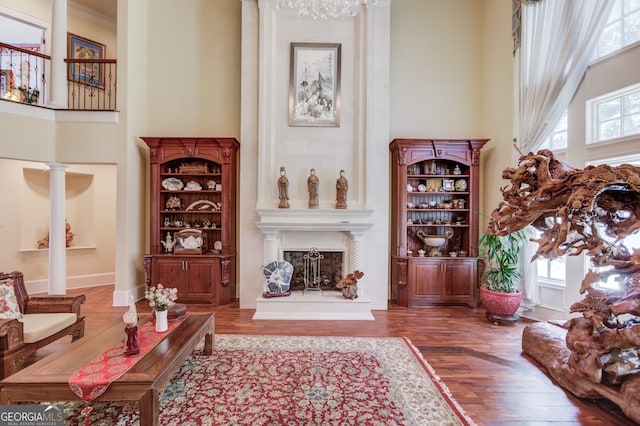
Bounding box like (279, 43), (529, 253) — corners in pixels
(0, 42), (117, 111)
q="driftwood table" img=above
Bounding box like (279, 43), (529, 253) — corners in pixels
(485, 149), (640, 421)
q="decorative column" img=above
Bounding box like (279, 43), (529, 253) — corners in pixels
(48, 163), (67, 294)
(262, 230), (280, 265)
(348, 230), (366, 297)
(49, 0), (68, 108)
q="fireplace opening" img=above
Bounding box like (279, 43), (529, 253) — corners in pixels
(283, 249), (344, 292)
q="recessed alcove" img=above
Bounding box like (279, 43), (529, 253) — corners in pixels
(21, 167), (95, 250)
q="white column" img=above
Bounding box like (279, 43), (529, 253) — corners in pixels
(48, 163), (67, 294)
(49, 0), (68, 108)
(262, 231), (280, 265)
(348, 231), (366, 296)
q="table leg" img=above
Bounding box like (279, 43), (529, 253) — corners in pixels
(203, 332), (213, 355)
(139, 388), (159, 426)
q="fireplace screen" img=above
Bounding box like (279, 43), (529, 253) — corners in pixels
(283, 249), (344, 292)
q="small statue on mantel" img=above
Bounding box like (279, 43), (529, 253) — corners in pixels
(308, 168), (319, 209)
(336, 169), (348, 209)
(278, 166), (290, 209)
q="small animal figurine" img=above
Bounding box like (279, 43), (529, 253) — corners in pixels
(336, 270), (365, 300)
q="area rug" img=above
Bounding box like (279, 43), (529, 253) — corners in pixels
(62, 335), (474, 425)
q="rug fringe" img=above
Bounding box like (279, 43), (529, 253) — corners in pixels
(401, 336), (478, 426)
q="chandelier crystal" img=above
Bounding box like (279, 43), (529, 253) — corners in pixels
(277, 0), (374, 20)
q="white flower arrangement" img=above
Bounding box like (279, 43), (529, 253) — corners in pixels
(145, 284), (178, 311)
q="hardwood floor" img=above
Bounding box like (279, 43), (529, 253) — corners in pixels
(32, 285), (635, 425)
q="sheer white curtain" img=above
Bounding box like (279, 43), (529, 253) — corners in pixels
(514, 0), (614, 306)
(515, 0), (614, 154)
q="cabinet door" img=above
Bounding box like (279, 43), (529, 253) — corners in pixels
(185, 257), (218, 302)
(154, 258), (186, 292)
(442, 260), (476, 303)
(411, 261), (441, 298)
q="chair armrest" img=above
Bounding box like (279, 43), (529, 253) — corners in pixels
(25, 295), (86, 316)
(0, 318), (24, 350)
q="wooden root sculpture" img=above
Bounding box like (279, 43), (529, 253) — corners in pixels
(487, 149), (640, 385)
(336, 270), (364, 300)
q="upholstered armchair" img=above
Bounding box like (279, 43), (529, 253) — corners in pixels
(0, 271), (86, 379)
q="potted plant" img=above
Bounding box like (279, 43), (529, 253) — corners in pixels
(478, 230), (526, 322)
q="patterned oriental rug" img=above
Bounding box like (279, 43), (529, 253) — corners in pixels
(62, 335), (474, 425)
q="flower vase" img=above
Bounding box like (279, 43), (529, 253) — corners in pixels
(155, 309), (168, 332)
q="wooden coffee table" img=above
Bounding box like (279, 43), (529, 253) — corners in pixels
(0, 312), (214, 426)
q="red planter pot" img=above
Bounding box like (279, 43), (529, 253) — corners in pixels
(479, 287), (521, 317)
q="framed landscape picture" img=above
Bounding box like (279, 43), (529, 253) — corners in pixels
(67, 33), (106, 88)
(288, 42), (341, 127)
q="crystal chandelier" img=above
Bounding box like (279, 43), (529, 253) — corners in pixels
(277, 0), (374, 20)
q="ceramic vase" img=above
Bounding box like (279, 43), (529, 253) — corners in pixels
(155, 309), (168, 332)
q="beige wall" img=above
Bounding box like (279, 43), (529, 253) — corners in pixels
(390, 0), (514, 229)
(146, 0), (241, 137)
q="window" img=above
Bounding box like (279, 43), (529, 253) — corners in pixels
(588, 84), (640, 143)
(538, 110), (568, 150)
(594, 0), (640, 59)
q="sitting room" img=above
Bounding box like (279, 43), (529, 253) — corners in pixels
(0, 0), (639, 424)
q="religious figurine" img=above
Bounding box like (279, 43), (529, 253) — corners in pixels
(123, 296), (139, 356)
(336, 169), (348, 209)
(307, 168), (319, 209)
(277, 166), (289, 208)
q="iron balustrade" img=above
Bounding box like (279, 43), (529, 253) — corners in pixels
(64, 58), (117, 111)
(0, 42), (117, 111)
(0, 42), (48, 106)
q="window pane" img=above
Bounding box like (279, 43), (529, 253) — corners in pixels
(599, 118), (622, 140)
(599, 24), (622, 56)
(599, 99), (621, 120)
(611, 0), (622, 22)
(625, 0), (640, 15)
(550, 132), (567, 149)
(549, 259), (566, 280)
(624, 10), (640, 44)
(623, 112), (640, 134)
(623, 91), (640, 113)
(536, 259), (549, 278)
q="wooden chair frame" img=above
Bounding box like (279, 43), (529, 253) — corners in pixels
(0, 271), (86, 379)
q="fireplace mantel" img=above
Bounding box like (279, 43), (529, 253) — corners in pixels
(255, 208), (374, 232)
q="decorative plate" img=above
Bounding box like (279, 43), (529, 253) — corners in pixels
(185, 200), (217, 211)
(162, 177), (184, 191)
(417, 184), (427, 192)
(213, 240), (223, 251)
(262, 261), (293, 295)
(455, 179), (468, 192)
(184, 180), (202, 191)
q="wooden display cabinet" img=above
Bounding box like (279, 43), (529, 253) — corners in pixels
(389, 138), (488, 307)
(142, 137), (239, 305)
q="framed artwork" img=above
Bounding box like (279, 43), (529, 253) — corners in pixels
(288, 42), (341, 127)
(67, 33), (106, 88)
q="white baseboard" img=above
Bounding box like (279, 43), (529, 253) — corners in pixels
(26, 273), (145, 307)
(26, 273), (116, 294)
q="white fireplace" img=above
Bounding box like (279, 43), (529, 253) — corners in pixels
(252, 208), (375, 320)
(238, 0), (391, 317)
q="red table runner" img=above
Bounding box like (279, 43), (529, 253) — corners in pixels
(69, 312), (190, 402)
